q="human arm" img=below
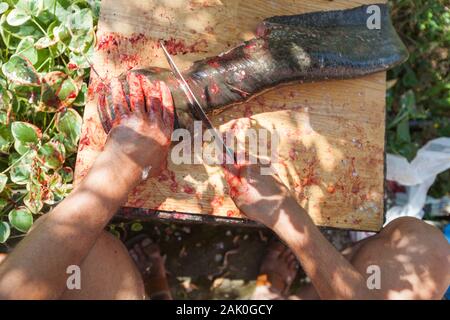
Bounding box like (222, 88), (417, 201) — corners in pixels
(0, 73), (173, 299)
(224, 164), (379, 299)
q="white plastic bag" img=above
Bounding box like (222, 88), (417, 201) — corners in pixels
(385, 137), (450, 224)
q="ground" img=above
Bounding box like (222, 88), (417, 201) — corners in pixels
(113, 216), (353, 299)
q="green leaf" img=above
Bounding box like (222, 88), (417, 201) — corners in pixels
(68, 30), (94, 53)
(0, 221), (10, 243)
(9, 151), (35, 185)
(11, 121), (41, 145)
(40, 71), (79, 111)
(67, 8), (93, 34)
(14, 140), (31, 155)
(38, 141), (65, 169)
(6, 8), (31, 26)
(0, 173), (7, 193)
(58, 166), (73, 183)
(35, 36), (57, 49)
(9, 207), (33, 233)
(396, 116), (411, 144)
(16, 37), (38, 65)
(1, 55), (40, 86)
(0, 2), (9, 15)
(56, 108), (82, 152)
(24, 184), (43, 214)
(16, 0), (43, 16)
(53, 24), (70, 42)
(73, 82), (88, 106)
(0, 198), (7, 211)
(0, 124), (12, 153)
(0, 85), (13, 110)
(1, 15), (43, 49)
(131, 222), (143, 232)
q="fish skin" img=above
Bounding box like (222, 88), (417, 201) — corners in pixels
(100, 4), (408, 132)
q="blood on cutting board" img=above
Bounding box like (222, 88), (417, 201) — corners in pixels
(210, 195), (224, 214)
(158, 169), (178, 193)
(182, 185), (195, 194)
(119, 53), (140, 70)
(226, 210), (235, 217)
(159, 38), (208, 55)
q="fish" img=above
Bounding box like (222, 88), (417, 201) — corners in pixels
(98, 3), (408, 132)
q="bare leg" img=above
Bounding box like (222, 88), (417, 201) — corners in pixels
(1, 216), (171, 300)
(295, 217), (450, 300)
(60, 230), (145, 300)
(0, 230), (145, 300)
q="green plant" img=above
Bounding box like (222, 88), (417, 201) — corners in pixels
(388, 0), (449, 197)
(0, 0), (100, 244)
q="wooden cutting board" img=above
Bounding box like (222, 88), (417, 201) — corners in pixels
(75, 0), (386, 231)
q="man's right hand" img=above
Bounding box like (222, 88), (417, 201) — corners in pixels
(223, 164), (303, 230)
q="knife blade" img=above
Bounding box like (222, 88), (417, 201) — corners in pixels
(160, 41), (236, 163)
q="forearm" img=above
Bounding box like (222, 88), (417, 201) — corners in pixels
(0, 143), (142, 299)
(273, 205), (377, 300)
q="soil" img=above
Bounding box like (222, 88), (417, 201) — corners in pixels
(114, 216), (353, 299)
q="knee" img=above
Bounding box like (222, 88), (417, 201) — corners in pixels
(385, 216), (440, 238)
(383, 217), (450, 260)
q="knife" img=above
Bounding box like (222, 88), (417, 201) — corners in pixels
(160, 41), (236, 163)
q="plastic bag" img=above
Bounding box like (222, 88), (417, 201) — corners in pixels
(385, 137), (450, 224)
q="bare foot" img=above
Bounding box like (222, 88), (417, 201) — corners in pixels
(128, 237), (172, 300)
(253, 241), (299, 299)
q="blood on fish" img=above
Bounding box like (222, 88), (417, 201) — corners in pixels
(207, 59), (221, 68)
(210, 83), (219, 94)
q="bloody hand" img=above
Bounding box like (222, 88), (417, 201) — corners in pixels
(98, 70), (174, 176)
(223, 163), (301, 229)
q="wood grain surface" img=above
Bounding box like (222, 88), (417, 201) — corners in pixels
(75, 0), (387, 231)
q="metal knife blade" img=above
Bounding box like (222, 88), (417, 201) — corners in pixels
(160, 41), (236, 163)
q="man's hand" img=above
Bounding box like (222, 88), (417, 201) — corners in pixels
(98, 71), (174, 177)
(223, 164), (302, 230)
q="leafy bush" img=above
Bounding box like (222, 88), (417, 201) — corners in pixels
(388, 0), (449, 197)
(0, 0), (100, 244)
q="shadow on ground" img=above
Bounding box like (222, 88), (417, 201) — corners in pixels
(113, 217), (353, 299)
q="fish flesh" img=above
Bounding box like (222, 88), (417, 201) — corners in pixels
(98, 3), (408, 132)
